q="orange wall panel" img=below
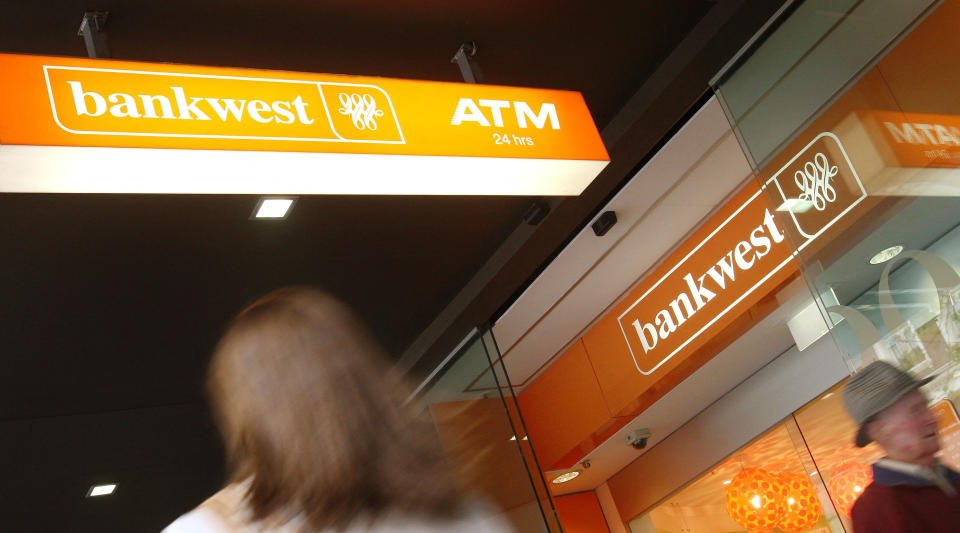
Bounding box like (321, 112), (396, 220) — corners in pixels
(518, 340), (612, 471)
(554, 491), (611, 533)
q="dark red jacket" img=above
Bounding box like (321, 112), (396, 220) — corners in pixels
(850, 463), (960, 532)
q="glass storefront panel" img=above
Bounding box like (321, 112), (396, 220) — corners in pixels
(627, 378), (945, 533)
(719, 0), (960, 378)
(628, 375), (960, 533)
(414, 329), (561, 533)
(628, 393), (846, 533)
(702, 0), (960, 527)
(715, 0), (940, 168)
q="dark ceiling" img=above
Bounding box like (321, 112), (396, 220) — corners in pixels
(0, 0), (785, 530)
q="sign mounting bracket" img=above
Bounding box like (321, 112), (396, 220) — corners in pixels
(451, 41), (483, 84)
(77, 11), (111, 59)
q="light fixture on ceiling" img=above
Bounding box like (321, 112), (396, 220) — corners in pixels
(869, 245), (904, 265)
(87, 483), (118, 497)
(723, 480), (732, 485)
(551, 471), (580, 484)
(252, 197), (296, 219)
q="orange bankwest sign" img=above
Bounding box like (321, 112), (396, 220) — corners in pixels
(616, 133), (865, 375)
(588, 133), (864, 401)
(518, 131), (867, 469)
(0, 53), (608, 195)
(615, 184), (795, 374)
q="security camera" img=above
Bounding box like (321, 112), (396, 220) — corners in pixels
(626, 428), (651, 450)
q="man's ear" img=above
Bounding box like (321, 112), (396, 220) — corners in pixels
(865, 416), (885, 444)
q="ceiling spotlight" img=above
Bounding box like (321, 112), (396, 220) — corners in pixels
(551, 471), (581, 484)
(869, 245), (903, 265)
(252, 197), (296, 219)
(87, 483), (118, 497)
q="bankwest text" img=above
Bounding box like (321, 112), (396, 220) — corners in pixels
(617, 194), (791, 375)
(67, 81), (316, 124)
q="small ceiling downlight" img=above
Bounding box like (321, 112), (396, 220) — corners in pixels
(252, 197), (296, 219)
(869, 245), (903, 265)
(87, 483), (118, 497)
(551, 471), (580, 484)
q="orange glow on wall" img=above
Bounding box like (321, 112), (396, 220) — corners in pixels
(517, 341), (614, 470)
(554, 491), (610, 533)
(827, 462), (873, 517)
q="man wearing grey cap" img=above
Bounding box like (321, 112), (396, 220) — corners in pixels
(843, 360), (960, 531)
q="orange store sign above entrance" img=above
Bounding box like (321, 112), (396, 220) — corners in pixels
(617, 186), (794, 375)
(516, 131), (865, 471)
(613, 133), (864, 377)
(0, 53), (608, 195)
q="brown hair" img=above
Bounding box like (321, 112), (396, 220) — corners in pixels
(208, 287), (464, 530)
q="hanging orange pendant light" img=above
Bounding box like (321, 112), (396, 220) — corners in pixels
(827, 462), (873, 517)
(777, 472), (823, 532)
(724, 467), (788, 533)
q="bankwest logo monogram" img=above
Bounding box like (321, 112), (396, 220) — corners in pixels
(338, 93), (384, 131)
(794, 152), (837, 211)
(767, 132), (866, 241)
(43, 65), (405, 144)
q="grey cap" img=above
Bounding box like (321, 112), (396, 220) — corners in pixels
(843, 361), (934, 447)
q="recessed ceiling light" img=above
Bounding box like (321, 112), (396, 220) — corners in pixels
(869, 245), (903, 265)
(551, 471), (580, 484)
(87, 483), (117, 497)
(723, 480), (732, 485)
(252, 197), (296, 219)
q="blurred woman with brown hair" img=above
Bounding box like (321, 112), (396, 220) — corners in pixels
(163, 287), (513, 533)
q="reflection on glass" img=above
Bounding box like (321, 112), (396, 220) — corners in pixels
(415, 331), (558, 532)
(632, 419), (843, 533)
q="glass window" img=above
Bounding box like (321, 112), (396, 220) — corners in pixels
(630, 376), (960, 533)
(629, 403), (843, 533)
(415, 330), (560, 533)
